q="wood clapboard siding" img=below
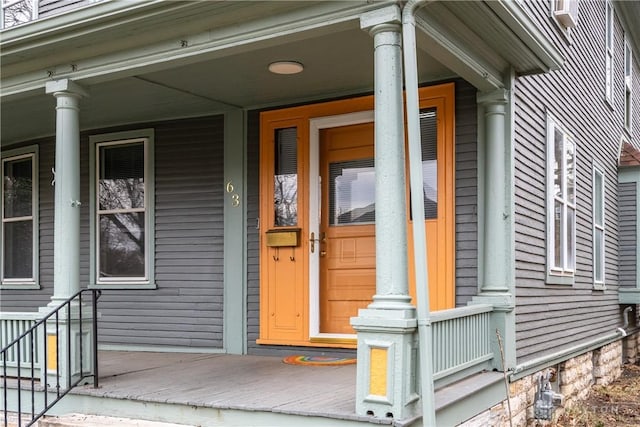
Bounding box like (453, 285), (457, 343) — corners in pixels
(1, 115), (225, 349)
(0, 137), (55, 311)
(514, 1), (632, 362)
(38, 0), (96, 19)
(454, 80), (479, 306)
(619, 181), (636, 288)
(88, 116), (225, 348)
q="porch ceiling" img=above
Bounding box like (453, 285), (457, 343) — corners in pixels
(1, 0), (561, 145)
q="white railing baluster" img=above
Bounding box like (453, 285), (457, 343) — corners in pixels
(0, 313), (41, 378)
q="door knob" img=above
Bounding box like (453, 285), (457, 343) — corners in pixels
(320, 251), (326, 257)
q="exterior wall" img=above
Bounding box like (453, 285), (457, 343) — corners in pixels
(513, 0), (640, 362)
(619, 181), (637, 288)
(0, 115), (225, 349)
(38, 0), (98, 19)
(245, 79), (478, 355)
(454, 80), (479, 306)
(461, 337), (632, 427)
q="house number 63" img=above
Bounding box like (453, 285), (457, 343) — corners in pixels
(226, 180), (240, 207)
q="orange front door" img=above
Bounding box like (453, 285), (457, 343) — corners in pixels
(319, 123), (376, 335)
(259, 83), (455, 347)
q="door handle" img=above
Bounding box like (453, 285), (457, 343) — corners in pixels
(310, 232), (317, 253)
(320, 251), (326, 257)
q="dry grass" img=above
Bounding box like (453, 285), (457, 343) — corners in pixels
(555, 363), (640, 427)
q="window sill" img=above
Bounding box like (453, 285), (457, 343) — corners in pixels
(0, 282), (40, 290)
(593, 282), (606, 291)
(89, 282), (157, 290)
(546, 273), (574, 286)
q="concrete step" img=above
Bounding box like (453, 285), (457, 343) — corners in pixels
(38, 414), (195, 427)
(5, 412), (39, 427)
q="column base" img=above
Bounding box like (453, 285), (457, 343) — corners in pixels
(351, 308), (419, 420)
(38, 303), (95, 389)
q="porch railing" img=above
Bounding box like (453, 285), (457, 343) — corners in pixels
(431, 304), (494, 386)
(1, 289), (100, 427)
(0, 313), (41, 378)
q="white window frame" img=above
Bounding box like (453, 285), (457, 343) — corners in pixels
(605, 0), (614, 106)
(592, 166), (605, 289)
(1, 145), (39, 289)
(89, 129), (155, 289)
(546, 115), (576, 285)
(624, 36), (633, 132)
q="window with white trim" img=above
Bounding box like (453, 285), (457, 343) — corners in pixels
(592, 167), (605, 288)
(624, 37), (633, 131)
(90, 130), (155, 288)
(605, 1), (614, 105)
(547, 116), (576, 283)
(1, 146), (38, 287)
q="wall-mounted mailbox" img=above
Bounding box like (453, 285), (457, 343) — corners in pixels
(266, 229), (301, 247)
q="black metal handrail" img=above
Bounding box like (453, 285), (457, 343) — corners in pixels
(1, 289), (101, 427)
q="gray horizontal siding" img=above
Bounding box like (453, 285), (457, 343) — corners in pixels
(619, 181), (636, 288)
(454, 80), (478, 306)
(514, 0), (633, 362)
(102, 116), (225, 349)
(1, 115), (225, 350)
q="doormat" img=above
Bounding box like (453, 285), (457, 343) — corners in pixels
(282, 355), (357, 366)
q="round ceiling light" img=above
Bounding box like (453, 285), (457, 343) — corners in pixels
(268, 61), (304, 75)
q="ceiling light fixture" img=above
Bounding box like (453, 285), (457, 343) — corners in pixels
(268, 61), (304, 75)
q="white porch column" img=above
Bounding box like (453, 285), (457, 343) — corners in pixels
(472, 88), (516, 370)
(40, 79), (91, 389)
(351, 5), (419, 421)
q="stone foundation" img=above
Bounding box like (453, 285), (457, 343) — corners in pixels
(459, 333), (639, 427)
(623, 332), (639, 363)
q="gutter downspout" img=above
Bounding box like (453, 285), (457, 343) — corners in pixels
(401, 1), (436, 425)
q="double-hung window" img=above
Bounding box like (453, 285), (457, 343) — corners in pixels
(547, 116), (576, 284)
(90, 130), (155, 288)
(624, 37), (633, 132)
(1, 146), (38, 288)
(592, 167), (605, 288)
(605, 1), (614, 105)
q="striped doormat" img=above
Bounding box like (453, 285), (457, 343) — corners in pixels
(282, 355), (356, 366)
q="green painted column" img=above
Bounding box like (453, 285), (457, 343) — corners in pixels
(367, 7), (412, 310)
(45, 79), (87, 304)
(40, 79), (91, 390)
(351, 5), (419, 421)
(479, 89), (510, 294)
(472, 88), (516, 371)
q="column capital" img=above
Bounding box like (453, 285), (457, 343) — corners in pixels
(45, 79), (88, 98)
(360, 5), (401, 33)
(477, 88), (509, 106)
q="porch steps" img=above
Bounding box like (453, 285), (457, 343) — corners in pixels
(38, 414), (194, 427)
(435, 371), (506, 426)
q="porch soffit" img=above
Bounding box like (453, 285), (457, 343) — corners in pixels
(415, 1), (563, 91)
(614, 0), (640, 60)
(0, 0), (389, 100)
